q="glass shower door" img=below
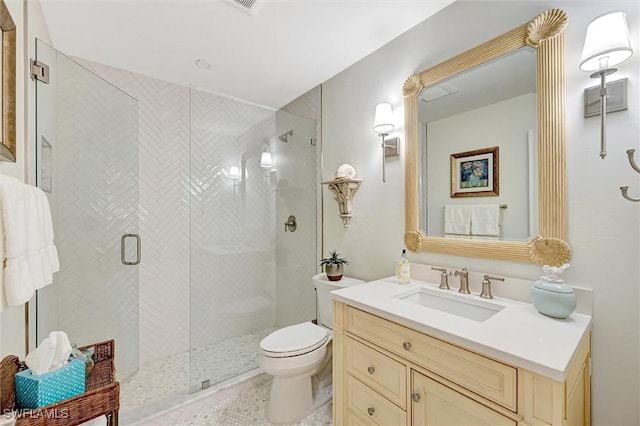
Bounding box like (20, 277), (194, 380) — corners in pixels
(274, 110), (318, 328)
(34, 39), (140, 379)
(189, 88), (278, 392)
(188, 85), (318, 392)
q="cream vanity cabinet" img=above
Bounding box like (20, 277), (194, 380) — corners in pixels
(333, 302), (591, 426)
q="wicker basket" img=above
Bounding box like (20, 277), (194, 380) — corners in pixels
(0, 340), (119, 426)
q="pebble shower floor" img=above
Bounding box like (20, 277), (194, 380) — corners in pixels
(138, 374), (332, 425)
(81, 373), (331, 425)
(116, 326), (335, 425)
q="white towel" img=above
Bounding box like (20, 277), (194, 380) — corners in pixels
(28, 186), (60, 290)
(470, 204), (501, 237)
(0, 176), (59, 310)
(471, 235), (500, 240)
(444, 204), (471, 235)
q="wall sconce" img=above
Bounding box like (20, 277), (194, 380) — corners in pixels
(580, 11), (633, 159)
(260, 151), (272, 169)
(229, 165), (241, 180)
(373, 102), (399, 182)
(260, 151), (275, 184)
(229, 165), (241, 198)
(260, 151), (273, 182)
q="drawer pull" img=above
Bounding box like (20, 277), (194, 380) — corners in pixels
(402, 341), (411, 351)
(367, 407), (375, 416)
(367, 366), (375, 374)
(412, 393), (421, 403)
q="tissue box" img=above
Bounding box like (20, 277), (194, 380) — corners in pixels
(15, 358), (86, 408)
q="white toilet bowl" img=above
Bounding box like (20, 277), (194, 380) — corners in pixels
(259, 321), (332, 424)
(259, 274), (365, 424)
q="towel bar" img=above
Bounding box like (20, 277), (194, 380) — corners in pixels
(443, 204), (507, 209)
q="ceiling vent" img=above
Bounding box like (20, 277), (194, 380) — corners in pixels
(225, 0), (261, 15)
(420, 82), (459, 102)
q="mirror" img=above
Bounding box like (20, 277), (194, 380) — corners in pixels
(403, 9), (571, 265)
(420, 47), (537, 240)
(0, 0), (15, 162)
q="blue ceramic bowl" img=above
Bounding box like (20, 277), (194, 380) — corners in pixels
(530, 280), (576, 319)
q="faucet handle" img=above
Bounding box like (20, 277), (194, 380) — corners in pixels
(480, 275), (505, 299)
(431, 267), (449, 290)
(485, 275), (505, 282)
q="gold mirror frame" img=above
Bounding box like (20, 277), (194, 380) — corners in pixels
(0, 0), (15, 162)
(403, 9), (571, 265)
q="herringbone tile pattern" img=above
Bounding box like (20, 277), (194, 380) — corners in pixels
(189, 89), (277, 352)
(63, 59), (321, 394)
(78, 59), (192, 365)
(52, 53), (140, 379)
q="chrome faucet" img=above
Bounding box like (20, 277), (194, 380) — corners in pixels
(431, 267), (449, 290)
(454, 268), (470, 294)
(480, 275), (505, 299)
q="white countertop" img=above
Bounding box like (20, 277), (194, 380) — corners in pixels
(331, 277), (592, 382)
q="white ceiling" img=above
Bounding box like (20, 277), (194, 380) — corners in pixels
(39, 0), (454, 109)
(419, 47), (537, 123)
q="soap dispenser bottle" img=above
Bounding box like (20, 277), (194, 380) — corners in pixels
(396, 249), (411, 285)
(530, 263), (576, 319)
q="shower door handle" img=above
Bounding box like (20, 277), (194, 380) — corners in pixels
(121, 233), (141, 265)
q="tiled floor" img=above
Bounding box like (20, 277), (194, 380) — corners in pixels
(85, 327), (332, 425)
(135, 374), (332, 426)
(82, 373), (332, 426)
(120, 327), (277, 412)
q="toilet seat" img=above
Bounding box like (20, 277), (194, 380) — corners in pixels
(260, 322), (329, 358)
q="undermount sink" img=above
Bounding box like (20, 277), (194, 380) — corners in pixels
(394, 287), (504, 322)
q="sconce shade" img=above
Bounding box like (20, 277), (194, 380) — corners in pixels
(260, 152), (272, 168)
(374, 103), (394, 134)
(229, 166), (241, 179)
(580, 11), (633, 71)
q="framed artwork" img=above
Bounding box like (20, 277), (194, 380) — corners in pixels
(450, 146), (499, 197)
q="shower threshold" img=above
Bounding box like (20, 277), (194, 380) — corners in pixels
(118, 326), (277, 425)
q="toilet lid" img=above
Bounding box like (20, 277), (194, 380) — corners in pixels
(260, 322), (328, 356)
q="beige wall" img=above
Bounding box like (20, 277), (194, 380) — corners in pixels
(3, 0), (640, 423)
(322, 1), (639, 424)
(0, 0), (51, 357)
(426, 93), (536, 239)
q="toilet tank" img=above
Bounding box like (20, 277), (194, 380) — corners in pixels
(313, 273), (364, 328)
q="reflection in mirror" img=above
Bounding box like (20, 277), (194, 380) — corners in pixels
(404, 9), (572, 265)
(419, 47), (538, 241)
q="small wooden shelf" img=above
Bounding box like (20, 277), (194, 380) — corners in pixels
(321, 178), (362, 228)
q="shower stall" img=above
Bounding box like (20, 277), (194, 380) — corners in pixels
(33, 40), (320, 418)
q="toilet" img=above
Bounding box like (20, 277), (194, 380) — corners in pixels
(259, 273), (364, 424)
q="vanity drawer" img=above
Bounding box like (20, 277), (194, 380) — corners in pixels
(345, 409), (375, 425)
(345, 306), (517, 411)
(345, 374), (407, 426)
(345, 336), (407, 408)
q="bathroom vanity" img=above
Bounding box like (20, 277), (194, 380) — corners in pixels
(331, 278), (591, 425)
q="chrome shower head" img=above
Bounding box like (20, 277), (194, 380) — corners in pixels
(278, 130), (293, 143)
